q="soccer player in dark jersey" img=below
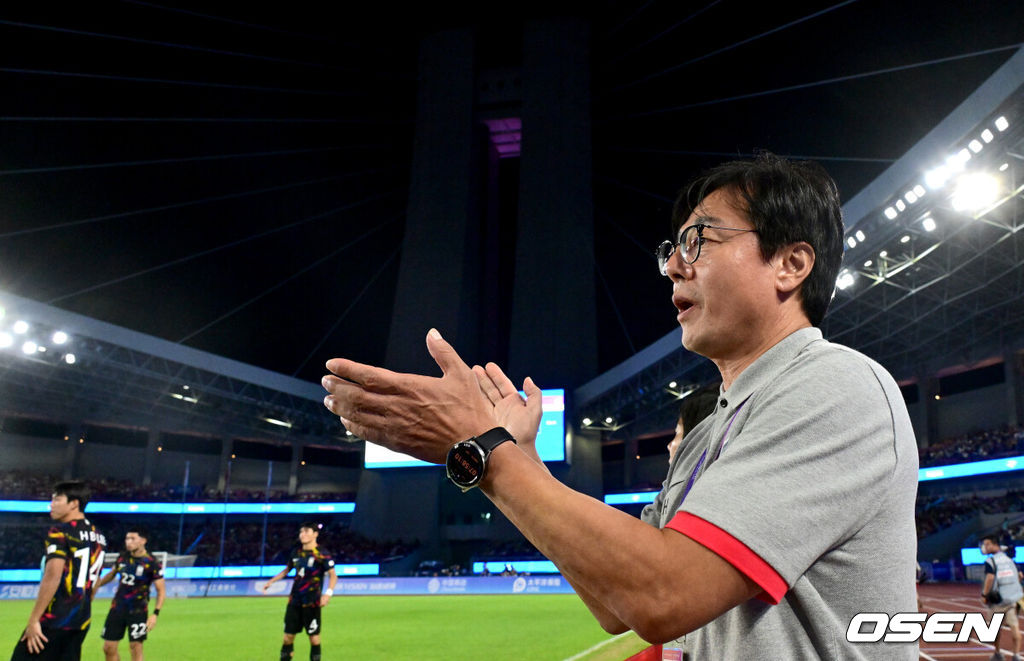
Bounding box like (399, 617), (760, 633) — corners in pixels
(262, 522), (337, 661)
(94, 527), (166, 661)
(10, 480), (106, 661)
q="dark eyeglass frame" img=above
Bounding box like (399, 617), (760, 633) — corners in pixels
(656, 223), (758, 276)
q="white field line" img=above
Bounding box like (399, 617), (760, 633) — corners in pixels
(562, 631), (635, 661)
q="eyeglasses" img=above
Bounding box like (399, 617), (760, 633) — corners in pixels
(655, 223), (758, 276)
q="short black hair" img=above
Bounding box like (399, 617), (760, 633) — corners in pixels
(299, 522), (321, 533)
(982, 534), (1002, 546)
(673, 152), (845, 326)
(678, 382), (721, 437)
(53, 480), (90, 512)
(126, 525), (149, 542)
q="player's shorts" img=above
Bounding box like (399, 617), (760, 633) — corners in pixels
(284, 602), (322, 636)
(11, 627), (89, 661)
(101, 609), (149, 642)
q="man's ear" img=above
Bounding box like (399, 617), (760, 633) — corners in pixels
(775, 242), (815, 293)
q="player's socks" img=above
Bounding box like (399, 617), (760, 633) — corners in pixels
(310, 644), (321, 661)
(280, 643), (294, 660)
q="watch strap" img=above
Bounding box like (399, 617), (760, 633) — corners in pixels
(474, 427), (516, 454)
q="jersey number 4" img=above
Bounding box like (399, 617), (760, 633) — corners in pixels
(73, 547), (104, 589)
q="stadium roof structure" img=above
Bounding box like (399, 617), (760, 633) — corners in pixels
(0, 288), (350, 448)
(576, 47), (1024, 438)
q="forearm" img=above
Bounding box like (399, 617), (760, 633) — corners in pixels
(559, 572), (629, 633)
(28, 564), (63, 622)
(154, 580), (166, 610)
(480, 443), (755, 643)
(327, 571), (337, 592)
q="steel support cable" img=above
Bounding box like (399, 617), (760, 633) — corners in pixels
(0, 145), (383, 177)
(47, 189), (401, 303)
(0, 66), (362, 98)
(608, 0), (723, 65)
(0, 168), (394, 239)
(596, 266), (638, 355)
(291, 246), (401, 376)
(611, 43), (1024, 121)
(177, 214), (403, 343)
(609, 0), (859, 93)
(605, 0), (660, 37)
(0, 116), (410, 124)
(603, 147), (896, 163)
(595, 208), (660, 262)
(0, 19), (370, 74)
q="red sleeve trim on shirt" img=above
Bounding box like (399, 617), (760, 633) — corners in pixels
(666, 511), (788, 604)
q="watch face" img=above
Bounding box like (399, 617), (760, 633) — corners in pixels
(447, 441), (486, 487)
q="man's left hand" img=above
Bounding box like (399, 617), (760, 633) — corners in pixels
(323, 329), (495, 464)
(146, 614), (157, 633)
(320, 594), (332, 607)
(21, 620), (47, 654)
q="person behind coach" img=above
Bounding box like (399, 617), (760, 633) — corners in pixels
(321, 153), (919, 659)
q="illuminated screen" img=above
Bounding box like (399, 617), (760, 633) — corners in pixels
(364, 388), (566, 469)
(961, 547), (1024, 566)
(0, 500), (355, 515)
(919, 455), (1024, 482)
(604, 492), (658, 505)
(472, 560), (558, 574)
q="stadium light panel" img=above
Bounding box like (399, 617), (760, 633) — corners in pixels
(836, 272), (855, 290)
(895, 199), (906, 212)
(968, 139), (983, 153)
(900, 235), (910, 244)
(51, 331), (68, 344)
(582, 417), (592, 426)
(12, 320), (28, 334)
(995, 116), (1009, 131)
(604, 416), (613, 424)
(904, 190), (918, 204)
(64, 353), (76, 365)
(345, 430), (353, 436)
(864, 260), (872, 267)
(956, 148), (972, 165)
(951, 173), (999, 212)
(879, 250), (888, 258)
(855, 230), (865, 242)
(21, 341), (36, 354)
(913, 184), (926, 197)
(925, 166), (950, 190)
(262, 417), (292, 429)
(922, 217), (936, 232)
(37, 345), (46, 353)
(0, 332), (12, 348)
(846, 237), (857, 248)
(884, 206), (898, 220)
(668, 381), (677, 389)
(981, 129), (994, 143)
(0, 304), (4, 319)
(1000, 163), (1009, 171)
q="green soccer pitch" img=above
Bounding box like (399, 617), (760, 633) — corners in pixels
(0, 595), (649, 660)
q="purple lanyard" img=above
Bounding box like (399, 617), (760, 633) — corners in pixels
(679, 398), (748, 505)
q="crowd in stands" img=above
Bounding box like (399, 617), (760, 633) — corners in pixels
(919, 425), (1024, 468)
(916, 490), (1024, 538)
(0, 515), (418, 569)
(0, 471), (355, 503)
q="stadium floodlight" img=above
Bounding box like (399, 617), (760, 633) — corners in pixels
(64, 353), (76, 365)
(913, 184), (926, 197)
(895, 199), (906, 212)
(604, 416), (614, 424)
(169, 392), (199, 404)
(922, 217), (937, 232)
(981, 129), (994, 143)
(1000, 163), (1009, 172)
(968, 139), (983, 153)
(925, 166), (950, 190)
(21, 341), (37, 354)
(904, 190), (918, 204)
(582, 417), (592, 426)
(0, 332), (12, 348)
(52, 331), (68, 345)
(879, 250), (888, 258)
(262, 417), (293, 429)
(345, 430), (353, 436)
(995, 116), (1009, 131)
(0, 304), (4, 319)
(12, 320), (28, 334)
(668, 381), (677, 389)
(846, 237), (857, 249)
(855, 230), (866, 242)
(37, 345), (46, 353)
(836, 272), (855, 290)
(884, 206), (898, 219)
(900, 235), (910, 244)
(864, 260), (873, 267)
(951, 173), (999, 212)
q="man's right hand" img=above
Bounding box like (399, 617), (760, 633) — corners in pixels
(21, 620), (48, 654)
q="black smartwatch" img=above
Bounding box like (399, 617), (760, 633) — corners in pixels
(446, 427), (516, 492)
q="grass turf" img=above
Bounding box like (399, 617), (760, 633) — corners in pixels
(0, 595), (649, 660)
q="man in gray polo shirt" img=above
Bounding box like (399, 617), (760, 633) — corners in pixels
(322, 153), (919, 659)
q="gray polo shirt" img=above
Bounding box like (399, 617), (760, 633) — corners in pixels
(641, 327), (918, 660)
